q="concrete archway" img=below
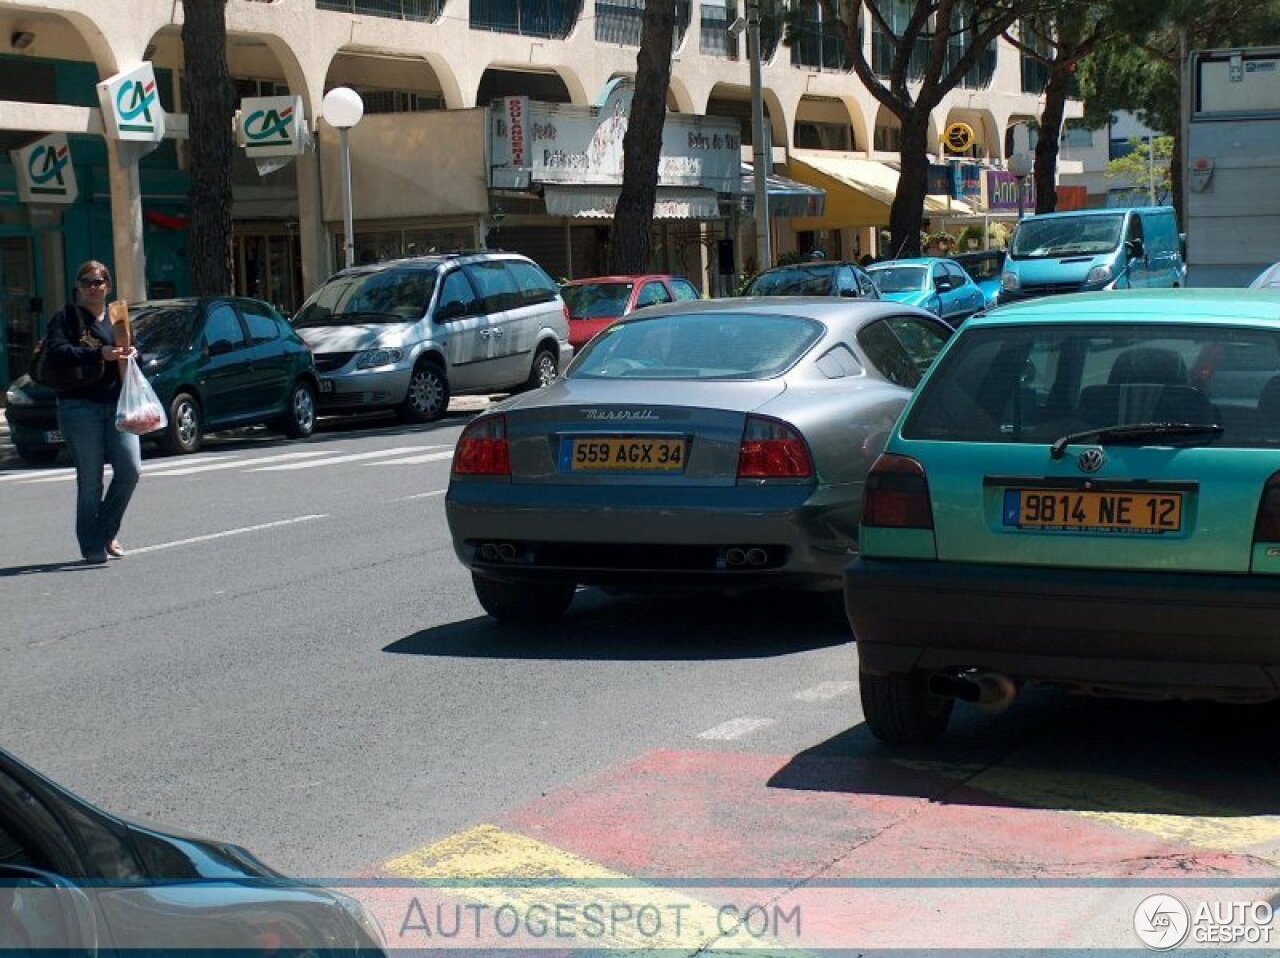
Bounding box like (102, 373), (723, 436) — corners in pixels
(942, 106), (998, 160)
(706, 83), (781, 152)
(794, 95), (864, 152)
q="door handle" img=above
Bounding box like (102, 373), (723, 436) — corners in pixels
(492, 328), (504, 337)
(479, 329), (491, 339)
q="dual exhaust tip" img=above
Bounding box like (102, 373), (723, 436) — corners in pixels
(929, 670), (1019, 712)
(478, 542), (518, 562)
(725, 547), (770, 568)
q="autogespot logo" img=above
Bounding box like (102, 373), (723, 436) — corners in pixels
(1134, 894), (1190, 950)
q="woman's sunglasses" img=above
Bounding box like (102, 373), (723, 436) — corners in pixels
(78, 278), (109, 289)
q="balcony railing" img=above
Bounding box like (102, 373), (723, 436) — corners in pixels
(470, 0), (581, 38)
(316, 0), (443, 19)
(595, 0), (690, 48)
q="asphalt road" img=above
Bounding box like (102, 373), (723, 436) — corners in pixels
(5, 409), (1280, 951)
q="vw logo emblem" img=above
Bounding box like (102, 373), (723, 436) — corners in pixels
(1078, 448), (1106, 473)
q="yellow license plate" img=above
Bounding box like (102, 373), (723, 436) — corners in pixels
(1005, 489), (1183, 534)
(567, 437), (687, 472)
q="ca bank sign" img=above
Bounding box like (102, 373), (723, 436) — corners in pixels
(96, 62), (166, 142)
(237, 96), (307, 157)
(11, 133), (78, 204)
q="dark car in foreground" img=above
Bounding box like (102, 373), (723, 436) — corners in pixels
(846, 290), (1280, 744)
(4, 297), (318, 462)
(446, 298), (951, 623)
(742, 261), (880, 300)
(0, 747), (384, 954)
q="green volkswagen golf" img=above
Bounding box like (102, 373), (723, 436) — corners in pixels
(845, 290), (1280, 744)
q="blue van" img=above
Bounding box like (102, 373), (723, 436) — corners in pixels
(998, 207), (1184, 304)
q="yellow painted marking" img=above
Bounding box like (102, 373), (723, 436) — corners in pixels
(895, 760), (1280, 858)
(384, 825), (807, 953)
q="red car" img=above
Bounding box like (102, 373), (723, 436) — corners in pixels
(560, 274), (702, 349)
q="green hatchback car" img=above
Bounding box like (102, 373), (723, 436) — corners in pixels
(845, 289), (1280, 744)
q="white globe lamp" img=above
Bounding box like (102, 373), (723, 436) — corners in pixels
(323, 87), (365, 267)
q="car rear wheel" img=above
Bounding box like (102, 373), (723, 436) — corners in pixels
(398, 360), (449, 423)
(859, 666), (953, 745)
(15, 445), (59, 466)
(279, 381), (316, 439)
(159, 392), (202, 455)
(472, 573), (575, 624)
(523, 347), (558, 391)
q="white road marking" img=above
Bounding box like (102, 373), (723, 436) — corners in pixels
(246, 445), (436, 471)
(793, 681), (857, 702)
(147, 450), (331, 476)
(366, 450), (453, 466)
(695, 717), (775, 740)
(397, 490), (447, 501)
(126, 514), (329, 555)
(9, 452), (247, 484)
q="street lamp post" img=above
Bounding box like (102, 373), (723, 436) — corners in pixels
(322, 87), (365, 269)
(1008, 152), (1033, 221)
(744, 0), (770, 270)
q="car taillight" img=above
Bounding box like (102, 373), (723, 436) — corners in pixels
(1253, 471), (1280, 541)
(453, 415), (510, 476)
(862, 453), (933, 529)
(737, 416), (813, 479)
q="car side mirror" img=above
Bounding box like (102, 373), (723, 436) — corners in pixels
(0, 865), (98, 955)
(838, 288), (859, 298)
(1126, 238), (1146, 260)
(206, 339), (234, 357)
(435, 300), (469, 322)
(935, 278), (954, 293)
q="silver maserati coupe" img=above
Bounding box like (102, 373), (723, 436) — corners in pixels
(445, 297), (952, 622)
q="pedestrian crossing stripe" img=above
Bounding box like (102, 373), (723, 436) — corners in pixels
(383, 824), (806, 953)
(893, 759), (1280, 858)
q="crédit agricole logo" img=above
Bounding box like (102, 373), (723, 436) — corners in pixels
(27, 142), (71, 196)
(244, 105), (295, 150)
(115, 77), (159, 134)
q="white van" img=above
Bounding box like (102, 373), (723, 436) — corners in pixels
(998, 207), (1185, 305)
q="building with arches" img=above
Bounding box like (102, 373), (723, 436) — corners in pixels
(0, 0), (1081, 390)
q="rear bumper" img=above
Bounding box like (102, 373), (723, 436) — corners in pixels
(447, 481), (858, 590)
(4, 406), (61, 448)
(845, 559), (1280, 699)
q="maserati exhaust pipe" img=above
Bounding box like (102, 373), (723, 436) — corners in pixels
(929, 670), (1018, 712)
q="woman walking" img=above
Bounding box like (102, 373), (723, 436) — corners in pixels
(44, 260), (139, 564)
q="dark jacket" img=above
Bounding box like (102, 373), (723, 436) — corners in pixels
(45, 302), (122, 403)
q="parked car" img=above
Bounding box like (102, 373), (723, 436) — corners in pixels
(3, 297), (318, 462)
(560, 274), (702, 350)
(998, 207), (1185, 304)
(292, 251), (573, 423)
(446, 298), (952, 623)
(0, 746), (385, 954)
(951, 249), (1005, 309)
(741, 261), (880, 300)
(865, 258), (986, 325)
(845, 289), (1280, 745)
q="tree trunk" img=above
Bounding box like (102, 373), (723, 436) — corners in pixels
(182, 0), (235, 296)
(608, 0), (675, 275)
(1169, 127), (1184, 229)
(889, 116), (931, 259)
(1033, 63), (1072, 214)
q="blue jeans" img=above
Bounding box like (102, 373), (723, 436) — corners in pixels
(57, 399), (141, 559)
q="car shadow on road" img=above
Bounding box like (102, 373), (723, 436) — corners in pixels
(384, 589), (852, 661)
(768, 691), (1280, 819)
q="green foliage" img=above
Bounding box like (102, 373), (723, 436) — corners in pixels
(1104, 136), (1174, 204)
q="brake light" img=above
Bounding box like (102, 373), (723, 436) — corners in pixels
(1253, 471), (1280, 541)
(737, 416), (813, 479)
(453, 415), (510, 476)
(862, 453), (933, 529)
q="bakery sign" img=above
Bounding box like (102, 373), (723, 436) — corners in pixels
(489, 83), (741, 192)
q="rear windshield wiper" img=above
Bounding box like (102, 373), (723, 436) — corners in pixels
(1049, 422), (1225, 460)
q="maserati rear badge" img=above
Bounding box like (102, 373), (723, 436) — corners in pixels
(1077, 448), (1105, 473)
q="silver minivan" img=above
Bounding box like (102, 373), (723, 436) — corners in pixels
(292, 251), (573, 421)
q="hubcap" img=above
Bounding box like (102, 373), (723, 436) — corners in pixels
(536, 355), (557, 387)
(410, 370), (444, 414)
(294, 388), (315, 430)
(176, 402), (198, 448)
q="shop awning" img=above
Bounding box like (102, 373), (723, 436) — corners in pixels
(786, 151), (973, 229)
(543, 185), (720, 220)
(739, 163), (826, 218)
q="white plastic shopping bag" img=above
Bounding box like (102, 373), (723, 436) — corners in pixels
(115, 356), (168, 435)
